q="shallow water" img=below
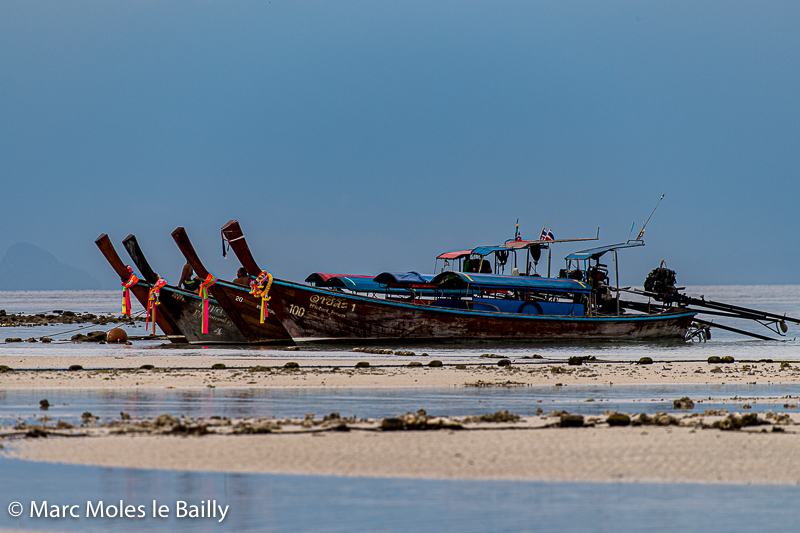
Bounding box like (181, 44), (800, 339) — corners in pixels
(0, 458), (799, 533)
(3, 385), (799, 427)
(2, 288), (800, 532)
(2, 286), (800, 362)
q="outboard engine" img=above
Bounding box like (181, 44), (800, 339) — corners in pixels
(644, 264), (678, 296)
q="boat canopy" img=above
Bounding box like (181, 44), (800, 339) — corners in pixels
(305, 273), (376, 288)
(373, 272), (432, 285)
(471, 245), (512, 256)
(436, 249), (473, 260)
(565, 242), (645, 261)
(430, 272), (590, 293)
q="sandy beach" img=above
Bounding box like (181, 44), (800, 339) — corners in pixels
(7, 424), (800, 485)
(1, 355), (799, 389)
(4, 353), (800, 487)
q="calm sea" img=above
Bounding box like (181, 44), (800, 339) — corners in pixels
(1, 287), (799, 532)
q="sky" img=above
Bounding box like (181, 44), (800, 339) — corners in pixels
(1, 1), (799, 289)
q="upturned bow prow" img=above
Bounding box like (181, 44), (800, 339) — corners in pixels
(94, 233), (182, 339)
(171, 227), (212, 280)
(220, 219), (263, 276)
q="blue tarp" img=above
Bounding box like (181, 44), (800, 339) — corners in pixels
(565, 242), (645, 261)
(326, 276), (386, 292)
(373, 272), (432, 285)
(471, 246), (512, 256)
(430, 271), (590, 293)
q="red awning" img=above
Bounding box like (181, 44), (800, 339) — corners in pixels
(436, 250), (473, 260)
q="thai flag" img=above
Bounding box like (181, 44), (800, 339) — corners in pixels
(542, 229), (554, 241)
(539, 228), (547, 241)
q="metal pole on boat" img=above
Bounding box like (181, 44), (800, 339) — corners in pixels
(614, 250), (620, 316)
(547, 246), (552, 278)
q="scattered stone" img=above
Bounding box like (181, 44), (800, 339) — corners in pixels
(709, 366), (723, 373)
(248, 366), (270, 372)
(284, 346), (300, 351)
(535, 408), (543, 415)
(380, 417), (405, 431)
(40, 337), (52, 343)
(720, 356), (735, 364)
(707, 356), (722, 364)
(394, 350), (415, 356)
(497, 359), (511, 367)
(120, 411), (131, 420)
(479, 353), (502, 358)
(673, 397), (694, 410)
(68, 365), (83, 371)
(560, 414), (584, 427)
(652, 412), (679, 426)
(211, 363), (226, 370)
(154, 413), (179, 427)
(741, 404), (752, 409)
(353, 347), (393, 354)
(428, 360), (443, 367)
(703, 409), (728, 416)
(0, 365), (14, 373)
(765, 412), (792, 424)
(140, 364), (155, 370)
(355, 361), (370, 368)
(638, 357), (653, 365)
(606, 413), (631, 426)
(81, 411), (96, 422)
(714, 412), (765, 431)
(408, 362), (423, 367)
(284, 362), (300, 370)
(568, 357), (583, 366)
(39, 399), (50, 410)
(783, 404), (798, 409)
(780, 362), (792, 370)
(26, 337), (37, 343)
(5, 338), (22, 343)
(463, 410), (520, 423)
(456, 364), (467, 370)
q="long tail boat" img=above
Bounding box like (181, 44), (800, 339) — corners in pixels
(218, 221), (695, 344)
(121, 234), (247, 344)
(94, 234), (186, 343)
(170, 226), (292, 345)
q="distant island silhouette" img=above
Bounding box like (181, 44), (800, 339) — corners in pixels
(0, 242), (101, 290)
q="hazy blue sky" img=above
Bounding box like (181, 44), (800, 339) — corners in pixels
(1, 1), (798, 288)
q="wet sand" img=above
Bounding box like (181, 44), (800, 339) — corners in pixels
(8, 425), (800, 484)
(4, 354), (800, 486)
(1, 355), (799, 388)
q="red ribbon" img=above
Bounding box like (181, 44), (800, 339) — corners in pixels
(121, 266), (139, 318)
(145, 277), (167, 336)
(199, 273), (217, 334)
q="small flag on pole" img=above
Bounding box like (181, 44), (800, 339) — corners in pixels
(515, 219), (520, 241)
(546, 229), (554, 241)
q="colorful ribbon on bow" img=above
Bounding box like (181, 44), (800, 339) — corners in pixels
(145, 277), (167, 336)
(199, 273), (217, 334)
(249, 270), (273, 324)
(121, 266), (140, 317)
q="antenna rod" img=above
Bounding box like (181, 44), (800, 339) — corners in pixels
(636, 194), (664, 241)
